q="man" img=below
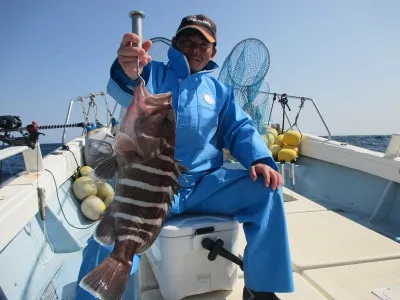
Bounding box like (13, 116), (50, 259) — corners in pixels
(77, 14), (294, 300)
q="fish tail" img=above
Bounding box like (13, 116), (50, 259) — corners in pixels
(79, 256), (132, 300)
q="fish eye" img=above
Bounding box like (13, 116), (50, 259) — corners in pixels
(163, 112), (174, 123)
(162, 116), (171, 125)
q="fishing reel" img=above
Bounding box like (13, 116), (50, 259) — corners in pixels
(0, 115), (87, 149)
(0, 115), (45, 149)
(0, 115), (22, 131)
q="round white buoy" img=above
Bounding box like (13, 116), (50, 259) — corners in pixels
(81, 196), (106, 221)
(269, 144), (281, 160)
(73, 176), (97, 201)
(97, 182), (115, 206)
(80, 166), (94, 177)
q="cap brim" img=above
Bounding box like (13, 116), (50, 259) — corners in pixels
(176, 25), (215, 43)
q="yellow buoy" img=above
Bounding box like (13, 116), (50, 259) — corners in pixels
(80, 166), (94, 177)
(282, 145), (299, 155)
(103, 192), (114, 207)
(81, 196), (106, 221)
(283, 131), (302, 146)
(266, 127), (278, 139)
(275, 134), (284, 147)
(73, 176), (97, 201)
(267, 133), (276, 146)
(262, 134), (275, 147)
(269, 144), (281, 160)
(97, 182), (115, 206)
(278, 148), (298, 162)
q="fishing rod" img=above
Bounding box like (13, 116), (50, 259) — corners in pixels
(0, 115), (85, 149)
(0, 117), (85, 133)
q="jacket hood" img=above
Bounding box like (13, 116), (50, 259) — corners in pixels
(166, 46), (219, 79)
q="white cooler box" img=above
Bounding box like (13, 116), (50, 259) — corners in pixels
(145, 214), (240, 300)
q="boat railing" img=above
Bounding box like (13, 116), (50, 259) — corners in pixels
(383, 133), (400, 159)
(61, 92), (118, 145)
(0, 91), (118, 183)
(259, 91), (332, 140)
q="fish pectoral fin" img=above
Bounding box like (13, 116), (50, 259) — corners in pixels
(176, 162), (189, 183)
(93, 156), (118, 181)
(113, 131), (141, 160)
(94, 211), (116, 245)
(177, 162), (189, 174)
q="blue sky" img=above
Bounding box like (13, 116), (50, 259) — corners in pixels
(1, 0), (399, 143)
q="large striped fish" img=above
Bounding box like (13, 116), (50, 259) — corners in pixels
(79, 80), (184, 300)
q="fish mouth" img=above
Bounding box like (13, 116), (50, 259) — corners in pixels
(127, 81), (172, 161)
(136, 80), (172, 110)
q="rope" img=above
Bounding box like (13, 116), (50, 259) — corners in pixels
(101, 93), (114, 125)
(84, 96), (100, 127)
(267, 93), (277, 125)
(60, 145), (80, 170)
(291, 98), (305, 128)
(286, 98), (305, 138)
(45, 169), (98, 230)
(36, 144), (56, 252)
(279, 94), (291, 134)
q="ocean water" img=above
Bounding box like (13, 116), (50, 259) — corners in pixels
(330, 135), (391, 153)
(0, 135), (392, 184)
(0, 143), (62, 185)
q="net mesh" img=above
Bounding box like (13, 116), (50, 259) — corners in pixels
(120, 37), (272, 134)
(148, 37), (172, 64)
(218, 38), (271, 134)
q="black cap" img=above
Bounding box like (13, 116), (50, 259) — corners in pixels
(176, 14), (217, 44)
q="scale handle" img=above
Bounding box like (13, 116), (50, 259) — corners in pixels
(129, 10), (145, 48)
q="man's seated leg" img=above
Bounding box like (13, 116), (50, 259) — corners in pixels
(182, 167), (294, 295)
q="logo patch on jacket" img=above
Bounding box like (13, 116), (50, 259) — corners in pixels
(202, 93), (215, 106)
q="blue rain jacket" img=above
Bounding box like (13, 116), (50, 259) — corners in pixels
(108, 46), (276, 171)
(107, 46), (278, 200)
(76, 47), (294, 295)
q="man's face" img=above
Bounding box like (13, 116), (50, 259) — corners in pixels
(175, 30), (216, 73)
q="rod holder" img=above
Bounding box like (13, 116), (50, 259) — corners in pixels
(291, 161), (296, 185)
(280, 161), (285, 186)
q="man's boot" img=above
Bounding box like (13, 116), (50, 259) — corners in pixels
(243, 286), (280, 300)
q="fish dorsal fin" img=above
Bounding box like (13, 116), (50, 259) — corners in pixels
(93, 156), (118, 181)
(113, 131), (140, 159)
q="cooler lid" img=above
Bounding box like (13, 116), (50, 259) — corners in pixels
(160, 214), (239, 238)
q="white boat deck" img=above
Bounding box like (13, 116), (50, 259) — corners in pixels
(2, 133), (399, 299)
(140, 188), (400, 300)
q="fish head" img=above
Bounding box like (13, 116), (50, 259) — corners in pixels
(121, 81), (175, 160)
(134, 98), (176, 159)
